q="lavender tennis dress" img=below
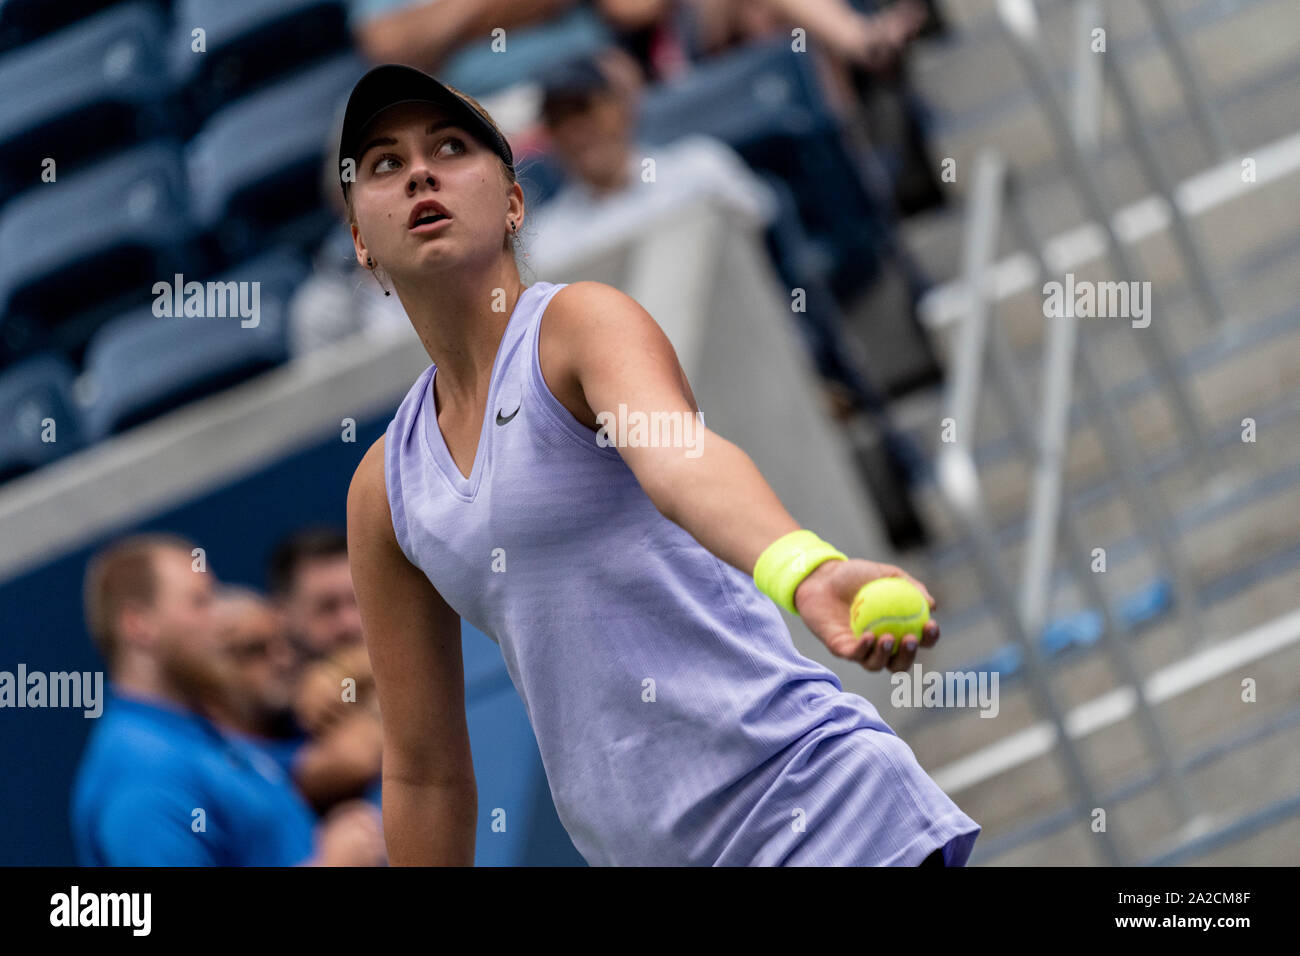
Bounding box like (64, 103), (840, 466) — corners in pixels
(383, 281), (981, 866)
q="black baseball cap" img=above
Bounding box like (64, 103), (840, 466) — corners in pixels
(337, 64), (514, 199)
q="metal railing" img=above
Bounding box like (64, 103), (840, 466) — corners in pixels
(928, 0), (1252, 863)
(937, 148), (1213, 865)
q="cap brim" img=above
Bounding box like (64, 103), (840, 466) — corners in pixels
(338, 64), (513, 191)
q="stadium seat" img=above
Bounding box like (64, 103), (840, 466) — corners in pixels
(0, 353), (84, 483)
(0, 0), (130, 55)
(0, 140), (199, 364)
(435, 2), (614, 99)
(637, 37), (837, 151)
(185, 53), (365, 265)
(169, 0), (352, 132)
(80, 249), (307, 440)
(636, 37), (894, 301)
(0, 2), (174, 206)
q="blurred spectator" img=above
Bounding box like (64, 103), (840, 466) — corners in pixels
(71, 534), (385, 866)
(528, 49), (779, 263)
(719, 0), (947, 386)
(210, 586), (300, 744)
(596, 0), (693, 81)
(294, 640), (385, 812)
(684, 0), (925, 73)
(530, 51), (920, 436)
(212, 587), (384, 815)
(268, 527), (365, 663)
(682, 0), (945, 218)
(351, 0), (582, 73)
(294, 641), (380, 736)
(349, 0), (691, 88)
(843, 0), (948, 217)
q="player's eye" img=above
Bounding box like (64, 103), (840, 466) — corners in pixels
(372, 153), (400, 174)
(437, 136), (467, 156)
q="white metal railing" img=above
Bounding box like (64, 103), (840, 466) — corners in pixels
(929, 0), (1250, 863)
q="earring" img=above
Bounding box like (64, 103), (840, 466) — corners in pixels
(367, 261), (390, 296)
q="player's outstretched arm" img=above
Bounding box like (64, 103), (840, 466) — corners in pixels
(347, 436), (477, 865)
(542, 281), (940, 674)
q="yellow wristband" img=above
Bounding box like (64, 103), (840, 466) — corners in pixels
(753, 530), (847, 615)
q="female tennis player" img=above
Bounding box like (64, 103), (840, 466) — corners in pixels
(340, 64), (980, 867)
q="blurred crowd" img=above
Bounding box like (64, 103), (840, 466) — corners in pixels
(72, 529), (388, 866)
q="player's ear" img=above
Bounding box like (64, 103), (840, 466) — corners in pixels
(351, 224), (370, 269)
(506, 189), (524, 233)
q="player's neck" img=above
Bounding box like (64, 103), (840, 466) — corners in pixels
(401, 266), (527, 405)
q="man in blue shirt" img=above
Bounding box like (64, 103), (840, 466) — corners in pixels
(71, 533), (384, 866)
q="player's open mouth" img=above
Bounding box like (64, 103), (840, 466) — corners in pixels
(409, 199), (452, 231)
(410, 215), (451, 233)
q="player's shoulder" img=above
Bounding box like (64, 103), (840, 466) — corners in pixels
(547, 280), (657, 342)
(347, 435), (388, 518)
(355, 433), (386, 479)
(549, 279), (633, 311)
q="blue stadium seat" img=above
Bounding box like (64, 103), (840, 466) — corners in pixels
(637, 37), (837, 151)
(169, 0), (351, 131)
(435, 2), (614, 99)
(0, 140), (199, 363)
(0, 0), (131, 54)
(186, 53), (365, 265)
(0, 353), (84, 482)
(637, 37), (894, 301)
(0, 2), (173, 206)
(80, 249), (307, 439)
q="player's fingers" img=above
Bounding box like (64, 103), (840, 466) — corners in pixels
(847, 631), (877, 664)
(889, 637), (919, 672)
(920, 619), (940, 647)
(864, 632), (895, 670)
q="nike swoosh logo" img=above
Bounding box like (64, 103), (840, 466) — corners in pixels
(496, 405), (520, 425)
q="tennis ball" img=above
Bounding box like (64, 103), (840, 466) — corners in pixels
(850, 578), (930, 652)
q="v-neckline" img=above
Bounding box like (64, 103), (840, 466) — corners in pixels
(421, 284), (535, 499)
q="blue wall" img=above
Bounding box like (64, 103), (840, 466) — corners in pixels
(0, 410), (584, 866)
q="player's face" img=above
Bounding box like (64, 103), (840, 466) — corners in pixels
(350, 101), (515, 283)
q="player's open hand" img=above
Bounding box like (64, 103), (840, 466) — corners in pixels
(793, 558), (940, 672)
